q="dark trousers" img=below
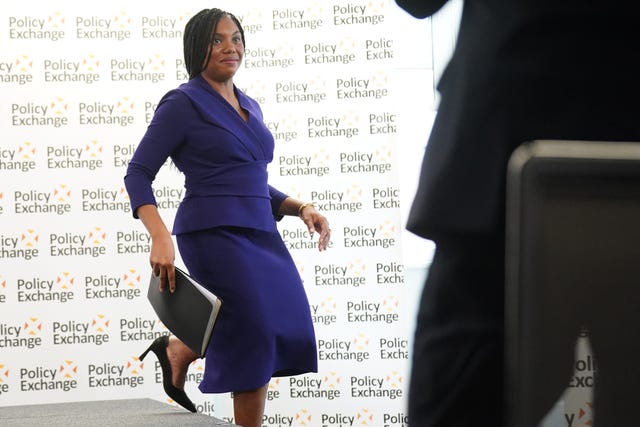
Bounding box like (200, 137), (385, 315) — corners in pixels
(409, 232), (640, 427)
(408, 235), (505, 427)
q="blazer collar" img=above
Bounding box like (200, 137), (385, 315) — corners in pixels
(178, 76), (268, 160)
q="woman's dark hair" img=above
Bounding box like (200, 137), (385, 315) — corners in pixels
(183, 8), (245, 79)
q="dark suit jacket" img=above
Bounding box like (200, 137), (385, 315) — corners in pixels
(397, 0), (640, 239)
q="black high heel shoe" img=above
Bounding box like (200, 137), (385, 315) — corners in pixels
(139, 335), (197, 412)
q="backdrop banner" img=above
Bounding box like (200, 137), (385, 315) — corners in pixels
(0, 1), (433, 425)
(0, 1), (593, 425)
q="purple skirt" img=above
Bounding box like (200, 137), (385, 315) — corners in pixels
(176, 226), (317, 393)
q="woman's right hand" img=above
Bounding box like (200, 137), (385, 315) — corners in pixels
(135, 204), (177, 293)
(150, 232), (176, 293)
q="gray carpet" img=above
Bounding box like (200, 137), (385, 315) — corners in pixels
(0, 398), (237, 426)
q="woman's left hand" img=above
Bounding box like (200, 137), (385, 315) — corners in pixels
(299, 205), (331, 251)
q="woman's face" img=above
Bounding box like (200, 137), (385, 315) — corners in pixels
(202, 16), (244, 82)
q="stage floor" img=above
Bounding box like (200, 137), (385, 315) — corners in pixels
(0, 398), (237, 426)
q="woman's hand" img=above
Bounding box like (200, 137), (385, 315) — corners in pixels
(135, 204), (177, 293)
(299, 204), (331, 251)
(149, 233), (176, 292)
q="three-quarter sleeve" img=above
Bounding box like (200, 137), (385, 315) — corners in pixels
(123, 91), (191, 217)
(268, 185), (288, 221)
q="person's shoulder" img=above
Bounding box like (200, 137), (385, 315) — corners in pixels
(158, 86), (193, 109)
(162, 83), (190, 101)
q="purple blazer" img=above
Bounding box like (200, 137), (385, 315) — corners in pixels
(124, 75), (287, 234)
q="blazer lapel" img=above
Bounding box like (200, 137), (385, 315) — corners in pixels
(178, 77), (267, 160)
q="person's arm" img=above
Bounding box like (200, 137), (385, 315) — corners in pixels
(395, 0), (449, 18)
(136, 204), (177, 293)
(124, 91), (189, 292)
(124, 90), (189, 218)
(279, 196), (331, 251)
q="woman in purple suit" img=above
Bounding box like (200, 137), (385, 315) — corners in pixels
(124, 9), (331, 427)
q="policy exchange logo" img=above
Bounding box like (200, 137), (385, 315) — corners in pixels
(0, 363), (9, 394)
(0, 54), (34, 85)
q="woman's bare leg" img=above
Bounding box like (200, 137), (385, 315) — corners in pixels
(233, 383), (269, 427)
(166, 335), (198, 388)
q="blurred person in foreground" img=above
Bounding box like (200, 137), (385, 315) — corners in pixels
(395, 0), (640, 425)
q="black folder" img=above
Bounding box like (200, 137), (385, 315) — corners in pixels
(147, 266), (222, 357)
